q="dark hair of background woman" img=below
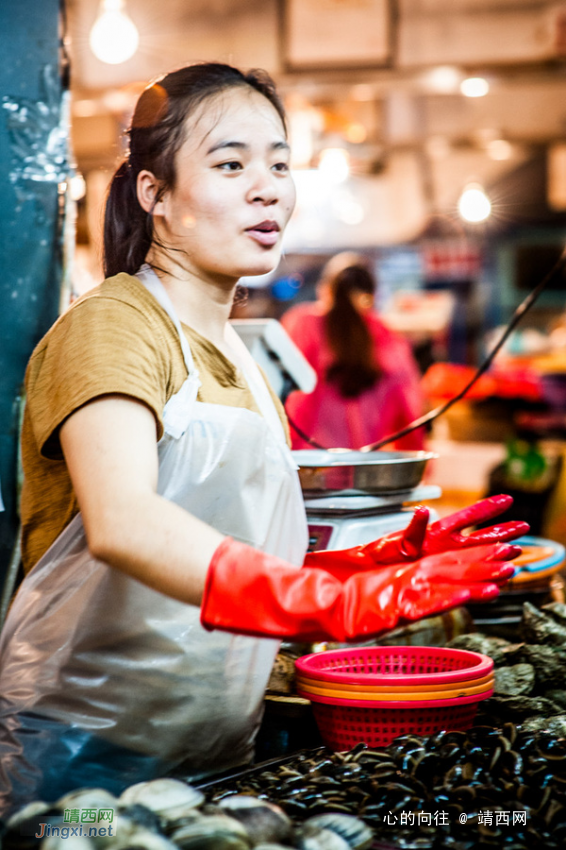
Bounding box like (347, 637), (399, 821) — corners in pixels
(325, 264), (381, 398)
(103, 62), (287, 278)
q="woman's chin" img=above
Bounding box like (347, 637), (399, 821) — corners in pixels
(238, 259), (281, 279)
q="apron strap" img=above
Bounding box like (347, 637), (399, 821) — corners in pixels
(225, 323), (288, 445)
(136, 264), (198, 377)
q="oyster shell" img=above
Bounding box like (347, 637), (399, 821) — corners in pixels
(446, 633), (520, 665)
(493, 663), (535, 696)
(520, 644), (566, 688)
(543, 689), (566, 710)
(479, 694), (562, 723)
(520, 601), (566, 647)
(521, 714), (566, 737)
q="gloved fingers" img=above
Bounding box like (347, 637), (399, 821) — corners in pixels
(419, 541), (520, 569)
(398, 583), (471, 622)
(464, 582), (501, 602)
(458, 521), (530, 547)
(485, 542), (522, 561)
(362, 506), (430, 564)
(426, 559), (516, 585)
(428, 494), (513, 536)
(400, 506), (430, 557)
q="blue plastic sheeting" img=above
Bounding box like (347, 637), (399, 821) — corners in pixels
(0, 707), (166, 817)
(0, 0), (65, 582)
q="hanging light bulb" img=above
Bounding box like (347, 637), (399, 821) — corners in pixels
(460, 77), (489, 98)
(458, 183), (492, 223)
(89, 0), (139, 65)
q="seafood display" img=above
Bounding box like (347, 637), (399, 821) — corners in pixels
(5, 601), (566, 849)
(204, 733), (566, 849)
(447, 601), (566, 732)
(0, 779), (371, 850)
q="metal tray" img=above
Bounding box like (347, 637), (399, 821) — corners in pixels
(292, 449), (436, 495)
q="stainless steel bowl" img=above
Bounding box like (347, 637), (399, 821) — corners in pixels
(292, 449), (437, 495)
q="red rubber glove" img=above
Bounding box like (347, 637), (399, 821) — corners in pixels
(304, 495), (529, 581)
(420, 494), (529, 554)
(200, 539), (517, 643)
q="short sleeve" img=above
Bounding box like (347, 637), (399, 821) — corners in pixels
(25, 293), (175, 459)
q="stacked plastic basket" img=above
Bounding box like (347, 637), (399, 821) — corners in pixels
(295, 646), (494, 751)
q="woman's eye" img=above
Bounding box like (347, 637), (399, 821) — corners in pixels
(217, 161), (242, 172)
(272, 162), (289, 173)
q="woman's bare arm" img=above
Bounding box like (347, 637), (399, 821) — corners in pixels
(59, 395), (224, 605)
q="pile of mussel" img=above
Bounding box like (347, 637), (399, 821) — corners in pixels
(204, 728), (566, 849)
(4, 726), (566, 850)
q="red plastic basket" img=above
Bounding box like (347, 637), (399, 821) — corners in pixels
(310, 697), (483, 750)
(295, 646), (493, 686)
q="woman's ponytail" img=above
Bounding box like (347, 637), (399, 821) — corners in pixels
(324, 265), (381, 398)
(103, 162), (151, 277)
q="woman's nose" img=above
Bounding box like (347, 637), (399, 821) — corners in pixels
(247, 167), (278, 205)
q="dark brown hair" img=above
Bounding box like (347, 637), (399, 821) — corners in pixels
(324, 264), (381, 398)
(103, 62), (287, 277)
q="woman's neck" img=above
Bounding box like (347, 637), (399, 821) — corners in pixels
(147, 255), (237, 347)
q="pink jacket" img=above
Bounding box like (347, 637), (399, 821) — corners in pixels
(281, 302), (425, 451)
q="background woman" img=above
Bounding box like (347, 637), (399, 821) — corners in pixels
(282, 253), (425, 450)
(0, 64), (524, 816)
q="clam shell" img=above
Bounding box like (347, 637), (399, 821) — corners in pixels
(295, 825), (351, 850)
(103, 828), (179, 850)
(170, 814), (252, 850)
(218, 796), (292, 846)
(57, 789), (118, 811)
(6, 800), (52, 830)
(41, 836), (95, 850)
(119, 780), (204, 823)
(301, 816), (372, 850)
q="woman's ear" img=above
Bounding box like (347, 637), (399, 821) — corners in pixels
(137, 170), (166, 215)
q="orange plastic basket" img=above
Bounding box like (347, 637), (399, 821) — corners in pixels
(295, 670), (494, 695)
(296, 678), (494, 702)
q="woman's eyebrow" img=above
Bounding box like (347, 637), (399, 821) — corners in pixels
(206, 140), (290, 155)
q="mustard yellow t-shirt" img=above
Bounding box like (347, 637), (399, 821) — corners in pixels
(20, 273), (289, 573)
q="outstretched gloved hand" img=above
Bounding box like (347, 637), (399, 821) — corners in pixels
(201, 538), (518, 643)
(303, 494), (529, 581)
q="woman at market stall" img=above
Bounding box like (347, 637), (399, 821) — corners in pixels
(0, 62), (528, 816)
(281, 253), (425, 451)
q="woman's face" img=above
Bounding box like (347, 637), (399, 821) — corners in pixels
(148, 86), (296, 285)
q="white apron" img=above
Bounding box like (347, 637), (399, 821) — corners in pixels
(0, 266), (308, 813)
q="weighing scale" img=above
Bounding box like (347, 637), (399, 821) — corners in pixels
(292, 449), (441, 551)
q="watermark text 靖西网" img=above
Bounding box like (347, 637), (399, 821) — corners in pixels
(35, 807), (115, 839)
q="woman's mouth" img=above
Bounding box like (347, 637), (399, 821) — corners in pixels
(245, 220), (280, 247)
